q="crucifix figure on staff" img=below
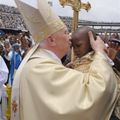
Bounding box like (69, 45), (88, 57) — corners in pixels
(59, 0), (91, 32)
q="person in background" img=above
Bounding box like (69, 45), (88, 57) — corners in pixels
(0, 56), (8, 120)
(20, 36), (32, 58)
(9, 43), (22, 86)
(11, 0), (118, 120)
(108, 39), (120, 72)
(3, 41), (11, 70)
(2, 41), (11, 84)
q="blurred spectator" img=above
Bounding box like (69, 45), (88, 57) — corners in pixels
(20, 35), (32, 58)
(111, 33), (120, 39)
(2, 41), (11, 84)
(0, 44), (4, 56)
(8, 43), (22, 86)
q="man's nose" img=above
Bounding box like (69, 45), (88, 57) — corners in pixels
(69, 33), (72, 40)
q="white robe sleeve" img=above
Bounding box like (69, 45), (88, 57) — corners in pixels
(0, 56), (9, 87)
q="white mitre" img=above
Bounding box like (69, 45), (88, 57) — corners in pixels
(15, 0), (65, 43)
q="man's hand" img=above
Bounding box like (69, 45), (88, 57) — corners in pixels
(88, 31), (106, 54)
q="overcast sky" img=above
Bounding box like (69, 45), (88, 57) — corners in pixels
(1, 0), (120, 22)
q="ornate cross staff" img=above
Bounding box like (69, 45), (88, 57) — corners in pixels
(59, 0), (91, 32)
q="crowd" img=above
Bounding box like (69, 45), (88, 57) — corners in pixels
(0, 30), (35, 119)
(0, 4), (73, 31)
(0, 5), (19, 14)
(0, 31), (34, 83)
(0, 4), (26, 30)
(0, 12), (26, 30)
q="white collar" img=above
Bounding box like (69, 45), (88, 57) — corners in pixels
(42, 49), (62, 64)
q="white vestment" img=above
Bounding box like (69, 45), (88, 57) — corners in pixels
(11, 47), (118, 120)
(0, 56), (8, 120)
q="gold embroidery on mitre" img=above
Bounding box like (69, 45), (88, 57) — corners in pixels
(33, 20), (65, 42)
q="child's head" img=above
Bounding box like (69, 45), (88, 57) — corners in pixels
(71, 26), (97, 58)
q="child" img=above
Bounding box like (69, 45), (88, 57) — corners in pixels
(68, 26), (120, 120)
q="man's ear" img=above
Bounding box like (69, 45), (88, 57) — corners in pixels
(46, 36), (56, 46)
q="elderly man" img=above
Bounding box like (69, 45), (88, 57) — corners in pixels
(0, 56), (8, 120)
(11, 0), (118, 120)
